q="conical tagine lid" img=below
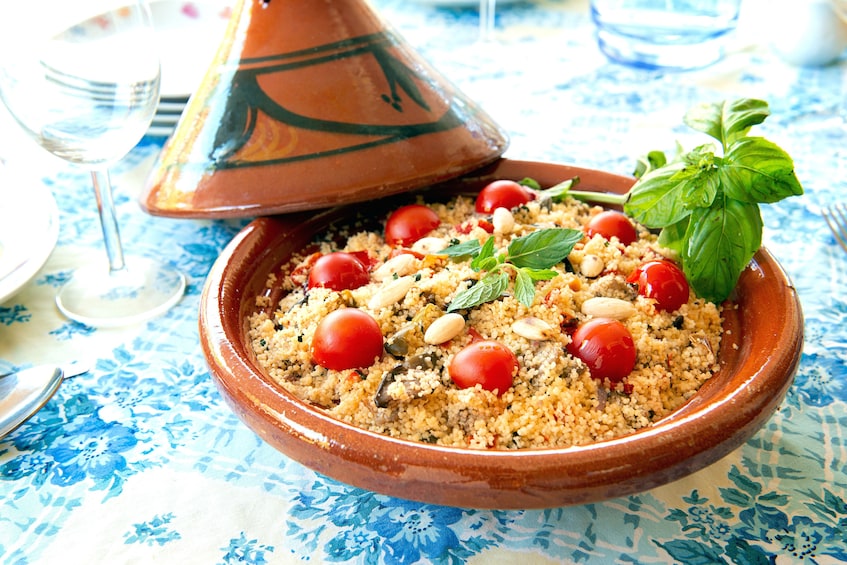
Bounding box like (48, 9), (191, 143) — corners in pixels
(141, 0), (508, 218)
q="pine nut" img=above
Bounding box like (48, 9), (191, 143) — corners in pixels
(580, 254), (605, 278)
(511, 317), (554, 341)
(372, 253), (419, 281)
(368, 276), (415, 310)
(424, 312), (465, 344)
(411, 236), (448, 255)
(581, 297), (636, 320)
(492, 207), (515, 234)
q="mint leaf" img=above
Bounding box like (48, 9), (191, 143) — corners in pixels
(441, 239), (481, 258)
(507, 228), (582, 270)
(443, 228), (579, 311)
(720, 137), (804, 203)
(514, 269), (535, 308)
(522, 268), (559, 281)
(470, 236), (497, 271)
(682, 198), (762, 303)
(448, 272), (509, 312)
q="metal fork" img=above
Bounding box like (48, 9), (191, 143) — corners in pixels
(823, 202), (847, 254)
(148, 95), (189, 138)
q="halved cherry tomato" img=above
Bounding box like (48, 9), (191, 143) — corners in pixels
(567, 318), (636, 383)
(474, 180), (536, 214)
(307, 252), (370, 291)
(384, 204), (440, 246)
(585, 210), (637, 245)
(311, 308), (383, 370)
(448, 340), (517, 395)
(627, 260), (689, 312)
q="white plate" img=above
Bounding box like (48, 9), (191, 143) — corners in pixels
(0, 164), (60, 304)
(150, 0), (232, 97)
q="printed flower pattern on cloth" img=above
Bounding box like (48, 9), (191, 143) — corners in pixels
(1, 1), (846, 563)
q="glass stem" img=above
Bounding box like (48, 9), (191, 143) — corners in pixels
(480, 0), (496, 41)
(91, 168), (126, 274)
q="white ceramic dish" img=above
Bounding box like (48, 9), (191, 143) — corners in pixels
(0, 165), (60, 304)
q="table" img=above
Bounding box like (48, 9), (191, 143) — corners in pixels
(2, 0), (846, 562)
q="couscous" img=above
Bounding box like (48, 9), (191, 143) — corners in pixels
(248, 180), (723, 450)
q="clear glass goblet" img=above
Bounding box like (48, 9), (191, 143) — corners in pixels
(479, 0), (497, 42)
(0, 1), (185, 327)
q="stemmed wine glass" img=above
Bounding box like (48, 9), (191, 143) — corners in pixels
(0, 0), (185, 327)
(479, 0), (497, 42)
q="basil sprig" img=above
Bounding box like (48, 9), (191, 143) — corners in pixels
(547, 98), (804, 303)
(442, 228), (582, 311)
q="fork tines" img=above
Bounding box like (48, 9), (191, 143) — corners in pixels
(823, 202), (847, 254)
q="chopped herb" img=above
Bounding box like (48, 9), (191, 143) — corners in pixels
(443, 228), (582, 311)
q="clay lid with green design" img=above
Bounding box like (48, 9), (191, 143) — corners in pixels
(141, 0), (508, 219)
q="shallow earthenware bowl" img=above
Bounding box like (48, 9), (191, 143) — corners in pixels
(199, 159), (804, 509)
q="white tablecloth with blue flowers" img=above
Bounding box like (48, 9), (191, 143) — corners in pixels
(2, 0), (846, 562)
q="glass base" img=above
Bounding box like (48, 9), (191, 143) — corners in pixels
(56, 257), (186, 328)
(596, 29), (726, 71)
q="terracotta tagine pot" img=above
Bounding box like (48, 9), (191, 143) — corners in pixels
(141, 0), (508, 218)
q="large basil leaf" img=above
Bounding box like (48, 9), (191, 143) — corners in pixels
(684, 99), (770, 147)
(682, 198), (762, 303)
(624, 164), (692, 228)
(676, 146), (720, 208)
(720, 137), (804, 203)
(657, 217), (689, 256)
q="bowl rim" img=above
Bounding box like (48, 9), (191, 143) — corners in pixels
(199, 158), (804, 508)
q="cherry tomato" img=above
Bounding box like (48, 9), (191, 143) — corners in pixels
(448, 340), (518, 395)
(627, 260), (690, 312)
(474, 180), (535, 214)
(384, 204), (440, 246)
(311, 308), (383, 370)
(567, 318), (636, 383)
(307, 252), (370, 291)
(585, 210), (637, 245)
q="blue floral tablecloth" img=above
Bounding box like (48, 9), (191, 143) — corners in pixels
(2, 0), (846, 563)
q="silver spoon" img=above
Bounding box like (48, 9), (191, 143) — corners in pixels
(0, 362), (88, 439)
